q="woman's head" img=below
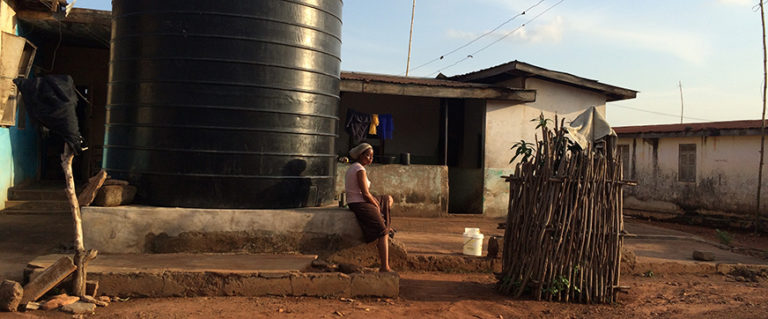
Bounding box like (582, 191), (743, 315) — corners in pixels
(349, 143), (374, 165)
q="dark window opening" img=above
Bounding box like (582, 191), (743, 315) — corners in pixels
(678, 144), (696, 182)
(618, 144), (630, 179)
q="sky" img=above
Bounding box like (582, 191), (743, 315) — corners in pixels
(74, 0), (765, 127)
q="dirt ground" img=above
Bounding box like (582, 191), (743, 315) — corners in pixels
(631, 217), (768, 260)
(3, 271), (766, 319)
(3, 215), (768, 318)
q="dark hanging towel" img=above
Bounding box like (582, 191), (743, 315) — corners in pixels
(345, 108), (371, 145)
(14, 75), (87, 154)
(378, 114), (394, 140)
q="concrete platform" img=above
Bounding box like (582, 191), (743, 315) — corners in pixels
(26, 254), (399, 298)
(82, 206), (365, 254)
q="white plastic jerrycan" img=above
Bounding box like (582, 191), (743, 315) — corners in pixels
(462, 227), (484, 256)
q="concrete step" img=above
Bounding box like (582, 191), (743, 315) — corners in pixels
(3, 200), (71, 211)
(26, 254), (399, 298)
(8, 188), (69, 201)
(2, 209), (70, 216)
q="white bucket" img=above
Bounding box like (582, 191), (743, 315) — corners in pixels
(463, 230), (484, 256)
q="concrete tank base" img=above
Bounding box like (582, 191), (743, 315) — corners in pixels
(81, 206), (408, 269)
(82, 206), (367, 254)
(26, 254), (399, 298)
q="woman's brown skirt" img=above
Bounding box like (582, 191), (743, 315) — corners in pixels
(348, 195), (391, 243)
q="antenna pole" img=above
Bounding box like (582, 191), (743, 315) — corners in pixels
(757, 0), (767, 233)
(678, 81), (684, 124)
(405, 0), (416, 76)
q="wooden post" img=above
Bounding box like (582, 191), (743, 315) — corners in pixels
(757, 0), (767, 234)
(60, 144), (98, 298)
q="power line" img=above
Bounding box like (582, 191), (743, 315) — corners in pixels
(609, 103), (713, 122)
(406, 0), (546, 75)
(427, 0), (566, 77)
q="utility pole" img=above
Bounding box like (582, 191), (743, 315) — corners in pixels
(405, 0), (416, 76)
(757, 0), (767, 233)
(678, 81), (684, 124)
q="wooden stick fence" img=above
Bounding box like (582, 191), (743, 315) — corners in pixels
(497, 119), (630, 304)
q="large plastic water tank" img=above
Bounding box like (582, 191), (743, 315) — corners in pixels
(104, 0), (342, 208)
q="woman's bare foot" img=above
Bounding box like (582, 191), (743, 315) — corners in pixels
(379, 267), (394, 273)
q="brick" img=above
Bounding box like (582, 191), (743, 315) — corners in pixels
(290, 273), (350, 297)
(0, 280), (23, 312)
(21, 257), (76, 304)
(93, 185), (136, 207)
(222, 274), (291, 296)
(40, 294), (80, 310)
(350, 273), (399, 297)
(693, 250), (716, 261)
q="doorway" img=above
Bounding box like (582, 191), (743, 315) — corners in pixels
(446, 99), (485, 214)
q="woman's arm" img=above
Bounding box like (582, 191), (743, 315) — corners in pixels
(357, 169), (380, 209)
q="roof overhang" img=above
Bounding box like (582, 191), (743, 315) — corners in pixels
(341, 72), (536, 102)
(16, 6), (110, 48)
(451, 60), (637, 102)
(615, 120), (765, 138)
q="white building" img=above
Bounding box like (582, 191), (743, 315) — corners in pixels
(340, 61), (637, 217)
(616, 120), (768, 228)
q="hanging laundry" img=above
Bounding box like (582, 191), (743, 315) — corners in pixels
(369, 114), (379, 135)
(378, 114), (394, 140)
(345, 108), (371, 145)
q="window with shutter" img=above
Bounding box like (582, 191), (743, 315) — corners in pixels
(678, 144), (696, 182)
(618, 144), (630, 179)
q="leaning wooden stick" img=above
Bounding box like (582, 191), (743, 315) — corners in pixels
(60, 144), (98, 298)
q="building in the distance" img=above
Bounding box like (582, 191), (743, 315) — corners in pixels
(615, 120), (768, 228)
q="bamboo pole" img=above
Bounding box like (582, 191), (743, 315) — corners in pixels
(757, 0), (767, 234)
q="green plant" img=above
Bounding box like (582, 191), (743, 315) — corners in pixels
(642, 270), (654, 278)
(545, 276), (577, 295)
(715, 229), (733, 246)
(531, 113), (553, 130)
(510, 140), (534, 163)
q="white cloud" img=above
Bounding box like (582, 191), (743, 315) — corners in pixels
(568, 18), (711, 65)
(716, 0), (755, 7)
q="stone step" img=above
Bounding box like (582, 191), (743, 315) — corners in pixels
(8, 188), (69, 201)
(26, 254), (399, 298)
(3, 200), (71, 211)
(2, 209), (70, 216)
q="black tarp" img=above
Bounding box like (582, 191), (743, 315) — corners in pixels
(14, 75), (86, 154)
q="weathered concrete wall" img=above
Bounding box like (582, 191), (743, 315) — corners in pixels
(335, 163), (449, 217)
(337, 92), (442, 164)
(83, 206), (366, 254)
(619, 135), (768, 228)
(0, 1), (39, 209)
(0, 0), (15, 209)
(482, 78), (607, 217)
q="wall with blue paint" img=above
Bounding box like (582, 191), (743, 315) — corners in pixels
(0, 2), (40, 209)
(0, 115), (39, 208)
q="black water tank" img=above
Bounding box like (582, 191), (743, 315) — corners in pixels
(105, 0), (342, 208)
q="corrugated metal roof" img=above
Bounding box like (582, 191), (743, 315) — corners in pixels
(341, 72), (502, 89)
(449, 60), (637, 102)
(614, 120), (765, 135)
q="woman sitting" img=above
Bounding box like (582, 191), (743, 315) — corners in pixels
(345, 143), (394, 272)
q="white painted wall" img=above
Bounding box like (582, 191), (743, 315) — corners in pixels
(620, 134), (768, 223)
(482, 78), (607, 216)
(0, 0), (17, 209)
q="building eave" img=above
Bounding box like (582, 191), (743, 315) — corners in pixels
(450, 60), (637, 102)
(340, 72), (536, 102)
